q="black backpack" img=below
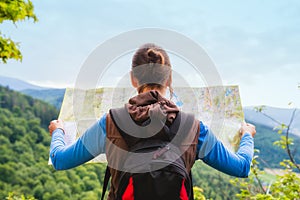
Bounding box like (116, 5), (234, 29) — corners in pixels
(101, 107), (195, 200)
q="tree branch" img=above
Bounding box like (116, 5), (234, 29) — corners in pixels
(259, 112), (282, 126)
(252, 166), (266, 194)
(285, 109), (300, 172)
(257, 107), (300, 171)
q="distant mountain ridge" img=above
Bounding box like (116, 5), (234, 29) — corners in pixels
(244, 106), (300, 136)
(0, 76), (64, 109)
(0, 75), (49, 91)
(22, 88), (65, 109)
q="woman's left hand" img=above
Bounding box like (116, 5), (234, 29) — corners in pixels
(48, 119), (64, 136)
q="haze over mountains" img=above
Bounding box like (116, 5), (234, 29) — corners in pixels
(245, 106), (300, 136)
(0, 75), (48, 91)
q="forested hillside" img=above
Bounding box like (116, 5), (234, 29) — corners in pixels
(251, 121), (300, 169)
(0, 86), (107, 199)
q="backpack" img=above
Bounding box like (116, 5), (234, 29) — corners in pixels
(101, 107), (195, 200)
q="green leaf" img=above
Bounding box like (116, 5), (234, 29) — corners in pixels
(254, 105), (266, 113)
(0, 34), (22, 63)
(0, 0), (37, 63)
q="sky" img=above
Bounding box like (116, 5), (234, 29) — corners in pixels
(0, 0), (299, 108)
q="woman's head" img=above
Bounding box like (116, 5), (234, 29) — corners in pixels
(131, 43), (172, 96)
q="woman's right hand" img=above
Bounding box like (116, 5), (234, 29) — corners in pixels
(240, 122), (256, 137)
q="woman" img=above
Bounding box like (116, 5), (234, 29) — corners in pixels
(49, 43), (256, 199)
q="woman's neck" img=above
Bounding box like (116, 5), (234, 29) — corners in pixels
(139, 86), (166, 96)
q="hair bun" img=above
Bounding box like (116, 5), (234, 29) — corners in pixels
(147, 49), (165, 65)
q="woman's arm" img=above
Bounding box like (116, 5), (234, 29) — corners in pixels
(49, 114), (107, 170)
(197, 121), (255, 178)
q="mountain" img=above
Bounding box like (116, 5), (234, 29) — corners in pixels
(0, 76), (65, 109)
(21, 89), (65, 109)
(0, 76), (48, 91)
(244, 106), (300, 136)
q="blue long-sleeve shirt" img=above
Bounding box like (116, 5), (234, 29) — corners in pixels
(50, 114), (254, 177)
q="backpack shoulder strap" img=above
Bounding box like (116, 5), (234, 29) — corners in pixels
(109, 106), (139, 147)
(168, 111), (196, 143)
(101, 166), (111, 200)
(189, 170), (194, 200)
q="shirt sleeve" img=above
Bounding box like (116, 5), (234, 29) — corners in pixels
(49, 114), (107, 170)
(196, 121), (254, 178)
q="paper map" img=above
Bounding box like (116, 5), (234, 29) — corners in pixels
(49, 85), (244, 164)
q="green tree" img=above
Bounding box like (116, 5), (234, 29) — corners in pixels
(0, 0), (37, 63)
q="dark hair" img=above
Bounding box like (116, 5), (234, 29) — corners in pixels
(131, 43), (173, 96)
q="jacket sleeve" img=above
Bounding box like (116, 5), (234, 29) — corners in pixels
(49, 114), (107, 170)
(197, 121), (254, 177)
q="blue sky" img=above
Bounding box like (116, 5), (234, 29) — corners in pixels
(1, 0), (299, 108)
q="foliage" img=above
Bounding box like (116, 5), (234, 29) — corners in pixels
(231, 156), (300, 199)
(0, 36), (22, 63)
(270, 160), (300, 199)
(0, 86), (107, 200)
(231, 106), (300, 199)
(251, 122), (300, 169)
(0, 0), (37, 63)
(256, 106), (300, 171)
(0, 86), (58, 128)
(5, 192), (36, 200)
(192, 161), (240, 199)
(193, 186), (206, 200)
